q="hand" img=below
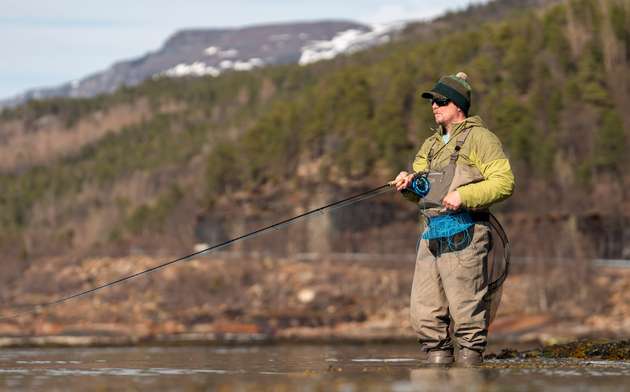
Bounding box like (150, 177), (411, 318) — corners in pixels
(391, 171), (415, 191)
(442, 191), (462, 211)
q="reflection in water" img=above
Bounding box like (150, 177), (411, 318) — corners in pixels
(409, 367), (499, 391)
(408, 363), (630, 392)
(0, 344), (629, 391)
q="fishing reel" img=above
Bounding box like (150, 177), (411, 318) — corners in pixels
(409, 173), (431, 198)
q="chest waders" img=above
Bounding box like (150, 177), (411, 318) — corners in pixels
(412, 127), (510, 324)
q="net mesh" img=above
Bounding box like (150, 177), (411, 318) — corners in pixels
(422, 212), (474, 243)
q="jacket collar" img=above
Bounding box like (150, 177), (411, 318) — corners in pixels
(430, 115), (483, 142)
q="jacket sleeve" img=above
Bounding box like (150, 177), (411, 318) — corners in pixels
(411, 138), (432, 173)
(457, 130), (515, 208)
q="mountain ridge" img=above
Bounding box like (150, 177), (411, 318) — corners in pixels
(1, 20), (403, 108)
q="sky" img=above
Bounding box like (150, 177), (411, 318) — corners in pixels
(0, 0), (485, 99)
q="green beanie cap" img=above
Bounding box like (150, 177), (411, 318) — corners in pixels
(421, 72), (472, 115)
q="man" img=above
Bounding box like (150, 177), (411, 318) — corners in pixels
(392, 72), (514, 366)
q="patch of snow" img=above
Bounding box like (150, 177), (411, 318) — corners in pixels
(233, 58), (265, 71)
(218, 49), (238, 59)
(204, 46), (220, 56)
(298, 33), (309, 40)
(219, 60), (234, 69)
(299, 21), (406, 65)
(159, 57), (264, 79)
(162, 62), (220, 77)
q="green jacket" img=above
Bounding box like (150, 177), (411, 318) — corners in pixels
(409, 115), (514, 209)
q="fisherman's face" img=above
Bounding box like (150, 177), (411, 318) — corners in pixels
(431, 98), (461, 126)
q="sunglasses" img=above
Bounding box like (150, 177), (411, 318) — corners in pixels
(431, 98), (450, 107)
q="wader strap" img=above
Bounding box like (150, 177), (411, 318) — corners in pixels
(469, 210), (490, 222)
(427, 139), (438, 168)
(467, 210), (510, 292)
(426, 126), (473, 171)
(488, 212), (510, 292)
(449, 128), (473, 164)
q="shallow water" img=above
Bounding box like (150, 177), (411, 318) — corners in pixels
(0, 344), (629, 391)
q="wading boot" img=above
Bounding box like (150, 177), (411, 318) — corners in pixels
(457, 348), (483, 366)
(426, 349), (454, 366)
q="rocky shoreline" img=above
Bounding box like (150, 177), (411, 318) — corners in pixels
(487, 339), (630, 361)
(1, 255), (629, 351)
(0, 318), (625, 350)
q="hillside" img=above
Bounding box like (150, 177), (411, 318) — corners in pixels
(0, 0), (629, 338)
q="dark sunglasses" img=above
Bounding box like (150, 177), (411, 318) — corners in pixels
(431, 98), (450, 107)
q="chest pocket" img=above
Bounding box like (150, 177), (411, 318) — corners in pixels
(449, 163), (484, 194)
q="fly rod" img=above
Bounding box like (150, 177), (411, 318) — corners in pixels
(2, 183), (395, 319)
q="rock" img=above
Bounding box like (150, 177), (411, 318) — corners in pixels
(298, 288), (316, 304)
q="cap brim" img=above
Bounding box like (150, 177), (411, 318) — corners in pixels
(421, 90), (446, 100)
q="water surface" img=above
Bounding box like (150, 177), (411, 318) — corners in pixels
(0, 344), (628, 391)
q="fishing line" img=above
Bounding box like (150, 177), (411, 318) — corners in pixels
(1, 183), (395, 320)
